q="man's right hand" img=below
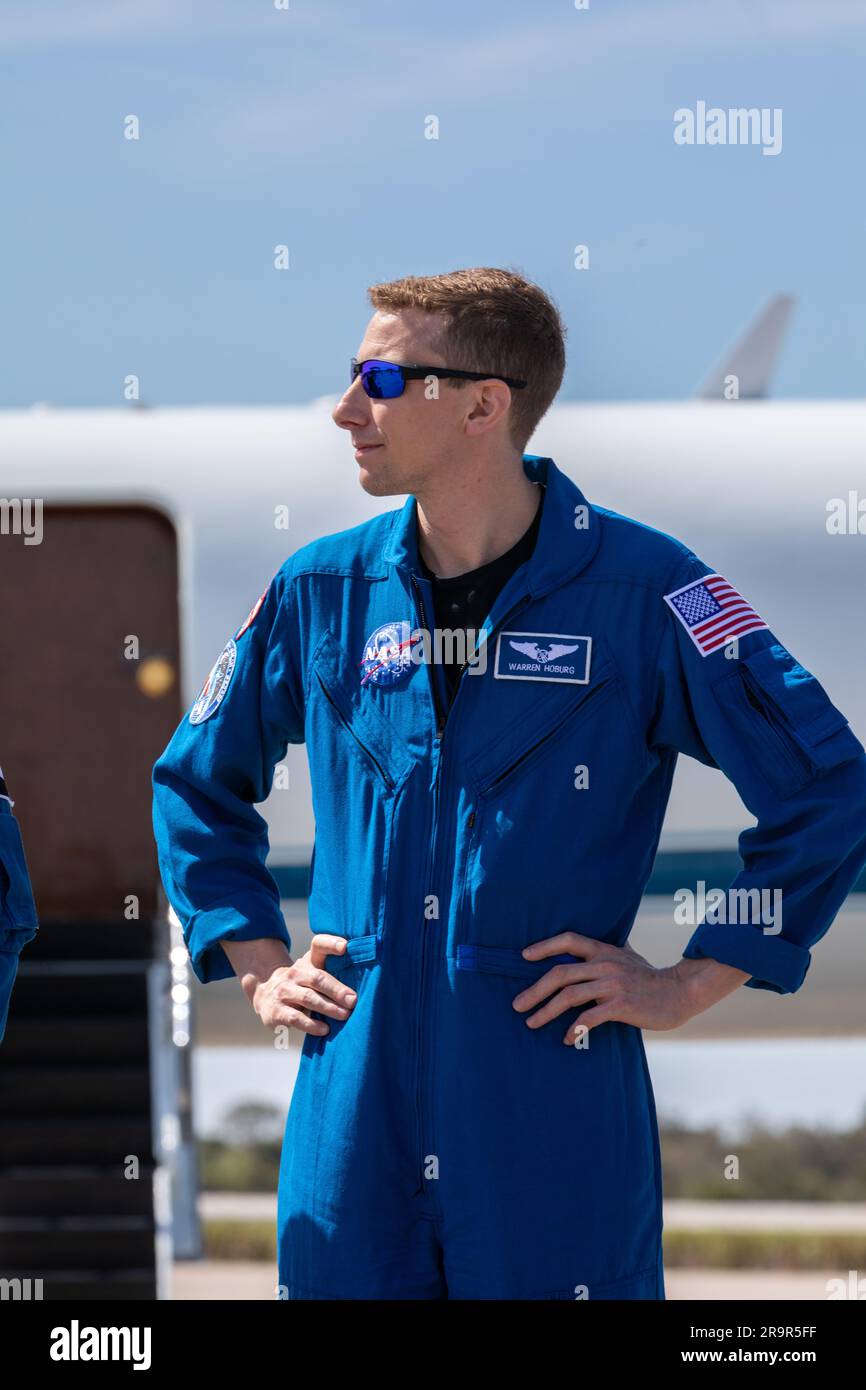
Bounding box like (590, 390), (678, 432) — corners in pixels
(221, 933), (357, 1037)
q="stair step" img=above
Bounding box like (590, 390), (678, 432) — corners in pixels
(0, 1015), (149, 1064)
(0, 1065), (151, 1115)
(0, 918), (167, 1290)
(0, 1115), (153, 1164)
(23, 918), (161, 962)
(0, 1218), (156, 1270)
(8, 970), (150, 1016)
(0, 1168), (157, 1218)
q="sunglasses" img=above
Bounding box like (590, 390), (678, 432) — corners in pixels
(350, 357), (527, 400)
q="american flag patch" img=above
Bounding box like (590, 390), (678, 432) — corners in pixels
(664, 573), (768, 655)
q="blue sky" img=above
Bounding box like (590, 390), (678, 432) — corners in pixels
(2, 0), (864, 407)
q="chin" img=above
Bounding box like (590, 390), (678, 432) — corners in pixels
(357, 464), (402, 498)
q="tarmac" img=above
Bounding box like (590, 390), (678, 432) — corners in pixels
(170, 1261), (853, 1301)
(176, 1197), (866, 1300)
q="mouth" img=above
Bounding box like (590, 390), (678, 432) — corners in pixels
(353, 442), (383, 457)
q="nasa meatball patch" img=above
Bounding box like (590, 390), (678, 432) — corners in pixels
(359, 620), (415, 687)
(494, 631), (592, 683)
(189, 639), (237, 724)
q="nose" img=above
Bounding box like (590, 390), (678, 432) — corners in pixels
(332, 375), (369, 430)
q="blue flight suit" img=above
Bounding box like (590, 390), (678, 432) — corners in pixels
(0, 770), (39, 1042)
(152, 454), (866, 1300)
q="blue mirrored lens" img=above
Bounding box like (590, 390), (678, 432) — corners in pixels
(362, 362), (405, 399)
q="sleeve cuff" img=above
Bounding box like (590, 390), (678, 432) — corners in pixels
(682, 919), (812, 995)
(185, 902), (292, 984)
(0, 922), (38, 953)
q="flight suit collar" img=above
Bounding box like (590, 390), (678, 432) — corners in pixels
(381, 453), (601, 600)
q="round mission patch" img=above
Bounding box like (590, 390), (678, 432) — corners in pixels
(189, 639), (237, 725)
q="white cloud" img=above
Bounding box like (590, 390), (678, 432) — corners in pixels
(0, 0), (329, 48)
(2, 0), (865, 51)
(5, 0), (865, 180)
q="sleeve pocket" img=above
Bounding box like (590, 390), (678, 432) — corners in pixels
(712, 643), (865, 799)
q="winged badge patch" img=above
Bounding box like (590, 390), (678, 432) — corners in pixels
(494, 631), (592, 683)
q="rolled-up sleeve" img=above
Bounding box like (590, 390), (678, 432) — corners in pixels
(152, 561), (306, 984)
(649, 551), (866, 994)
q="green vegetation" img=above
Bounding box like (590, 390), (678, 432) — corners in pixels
(199, 1221), (866, 1270)
(664, 1230), (866, 1270)
(660, 1116), (866, 1201)
(204, 1221), (276, 1263)
(200, 1106), (866, 1201)
(200, 1102), (283, 1192)
(199, 1140), (282, 1193)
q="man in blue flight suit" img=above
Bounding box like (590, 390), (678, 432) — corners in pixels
(0, 766), (39, 1042)
(153, 267), (866, 1299)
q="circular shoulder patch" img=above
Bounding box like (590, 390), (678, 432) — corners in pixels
(189, 639), (237, 724)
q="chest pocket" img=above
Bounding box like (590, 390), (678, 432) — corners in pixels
(306, 629), (416, 945)
(712, 643), (864, 799)
(310, 629), (415, 794)
(455, 656), (644, 953)
(466, 657), (623, 794)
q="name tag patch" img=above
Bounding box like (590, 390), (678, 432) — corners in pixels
(494, 631), (592, 683)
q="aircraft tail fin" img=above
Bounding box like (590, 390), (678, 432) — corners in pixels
(696, 294), (796, 400)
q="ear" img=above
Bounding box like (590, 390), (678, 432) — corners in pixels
(463, 380), (513, 438)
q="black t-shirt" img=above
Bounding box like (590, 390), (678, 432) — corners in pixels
(418, 487), (543, 704)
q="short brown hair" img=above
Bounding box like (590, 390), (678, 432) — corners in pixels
(367, 266), (567, 453)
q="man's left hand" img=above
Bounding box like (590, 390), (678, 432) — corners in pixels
(513, 932), (746, 1042)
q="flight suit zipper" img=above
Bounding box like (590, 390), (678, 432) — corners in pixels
(411, 574), (440, 1197)
(410, 571), (531, 1196)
